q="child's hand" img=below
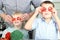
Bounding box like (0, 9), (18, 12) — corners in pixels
(35, 7), (42, 14)
(52, 8), (58, 17)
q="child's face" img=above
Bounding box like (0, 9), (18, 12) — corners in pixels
(41, 3), (53, 19)
(12, 14), (23, 26)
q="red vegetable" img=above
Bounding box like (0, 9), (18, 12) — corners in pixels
(12, 18), (16, 22)
(17, 17), (21, 20)
(12, 17), (22, 22)
(48, 7), (52, 12)
(41, 7), (46, 12)
(0, 38), (8, 40)
(5, 32), (11, 40)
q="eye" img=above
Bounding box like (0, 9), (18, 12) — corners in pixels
(12, 18), (16, 21)
(48, 7), (52, 12)
(41, 7), (46, 12)
(17, 17), (21, 20)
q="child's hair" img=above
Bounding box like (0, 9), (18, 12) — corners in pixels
(40, 1), (55, 7)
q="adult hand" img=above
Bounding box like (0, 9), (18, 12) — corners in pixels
(4, 15), (12, 24)
(22, 13), (29, 21)
(0, 13), (12, 24)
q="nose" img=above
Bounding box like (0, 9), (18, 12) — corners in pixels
(45, 9), (51, 14)
(46, 8), (49, 12)
(45, 9), (49, 14)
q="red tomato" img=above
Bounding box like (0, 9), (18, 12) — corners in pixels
(48, 7), (52, 12)
(12, 18), (16, 21)
(5, 32), (11, 40)
(17, 17), (21, 20)
(41, 7), (46, 12)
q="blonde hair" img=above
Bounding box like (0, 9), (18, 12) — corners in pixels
(12, 11), (23, 17)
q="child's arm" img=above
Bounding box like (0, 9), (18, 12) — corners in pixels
(24, 7), (41, 30)
(52, 8), (60, 32)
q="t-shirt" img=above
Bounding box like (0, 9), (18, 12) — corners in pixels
(32, 18), (58, 40)
(0, 0), (41, 15)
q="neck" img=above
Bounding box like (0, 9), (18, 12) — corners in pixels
(14, 25), (21, 30)
(44, 18), (51, 24)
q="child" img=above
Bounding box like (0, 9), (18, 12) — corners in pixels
(2, 12), (29, 40)
(24, 1), (60, 40)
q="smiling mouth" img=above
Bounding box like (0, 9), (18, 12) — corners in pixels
(45, 13), (49, 15)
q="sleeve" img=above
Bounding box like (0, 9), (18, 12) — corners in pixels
(32, 18), (39, 30)
(31, 0), (53, 8)
(0, 0), (4, 14)
(31, 0), (42, 8)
